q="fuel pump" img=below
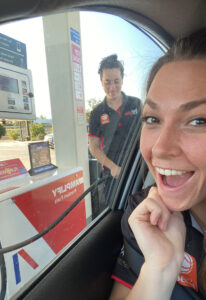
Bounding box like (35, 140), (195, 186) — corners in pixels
(0, 61), (35, 120)
(0, 32), (35, 121)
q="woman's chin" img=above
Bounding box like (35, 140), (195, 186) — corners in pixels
(158, 191), (190, 212)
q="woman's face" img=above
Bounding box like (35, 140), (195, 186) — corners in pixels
(140, 59), (206, 211)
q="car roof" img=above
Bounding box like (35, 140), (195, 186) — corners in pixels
(1, 0), (206, 47)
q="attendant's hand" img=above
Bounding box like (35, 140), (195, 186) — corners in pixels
(110, 164), (121, 178)
(128, 186), (186, 276)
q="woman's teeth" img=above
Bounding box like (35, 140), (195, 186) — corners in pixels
(155, 167), (187, 176)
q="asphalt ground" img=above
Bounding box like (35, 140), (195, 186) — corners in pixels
(0, 139), (56, 170)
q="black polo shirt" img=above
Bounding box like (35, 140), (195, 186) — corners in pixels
(88, 92), (141, 166)
(112, 187), (205, 299)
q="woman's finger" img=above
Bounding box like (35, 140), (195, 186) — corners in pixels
(129, 186), (171, 231)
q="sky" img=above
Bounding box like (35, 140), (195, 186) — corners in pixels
(80, 12), (163, 102)
(0, 11), (163, 119)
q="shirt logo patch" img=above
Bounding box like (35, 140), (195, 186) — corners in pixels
(124, 109), (138, 116)
(131, 108), (138, 115)
(177, 252), (198, 291)
(100, 113), (110, 125)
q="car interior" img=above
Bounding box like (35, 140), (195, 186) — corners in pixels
(1, 0), (206, 300)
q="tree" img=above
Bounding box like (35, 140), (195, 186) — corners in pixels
(8, 130), (20, 140)
(5, 120), (13, 126)
(86, 98), (102, 123)
(30, 123), (46, 140)
(0, 124), (6, 139)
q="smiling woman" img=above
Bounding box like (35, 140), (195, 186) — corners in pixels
(110, 28), (206, 300)
(141, 59), (206, 212)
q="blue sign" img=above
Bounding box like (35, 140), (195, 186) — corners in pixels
(70, 27), (80, 45)
(0, 33), (27, 68)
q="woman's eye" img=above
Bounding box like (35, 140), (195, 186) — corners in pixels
(189, 118), (206, 126)
(142, 116), (159, 124)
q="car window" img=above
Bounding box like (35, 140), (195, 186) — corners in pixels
(0, 11), (163, 299)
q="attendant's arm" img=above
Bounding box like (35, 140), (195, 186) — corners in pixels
(109, 187), (186, 300)
(89, 136), (121, 178)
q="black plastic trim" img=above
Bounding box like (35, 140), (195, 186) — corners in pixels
(15, 210), (123, 300)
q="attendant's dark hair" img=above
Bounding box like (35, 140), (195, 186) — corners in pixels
(98, 54), (124, 79)
(146, 27), (206, 92)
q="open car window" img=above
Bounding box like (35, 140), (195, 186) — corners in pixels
(0, 10), (163, 299)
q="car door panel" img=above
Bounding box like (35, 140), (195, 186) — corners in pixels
(19, 210), (123, 300)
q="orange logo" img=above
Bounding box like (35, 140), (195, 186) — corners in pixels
(100, 114), (110, 125)
(177, 252), (198, 291)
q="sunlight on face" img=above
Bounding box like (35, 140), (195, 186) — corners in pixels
(140, 59), (206, 212)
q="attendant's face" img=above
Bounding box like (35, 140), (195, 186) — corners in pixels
(140, 59), (206, 211)
(101, 68), (123, 101)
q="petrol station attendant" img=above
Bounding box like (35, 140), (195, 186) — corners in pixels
(88, 54), (141, 181)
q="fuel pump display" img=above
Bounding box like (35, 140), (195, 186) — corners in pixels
(0, 74), (19, 94)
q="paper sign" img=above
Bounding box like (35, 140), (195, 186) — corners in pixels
(0, 158), (28, 181)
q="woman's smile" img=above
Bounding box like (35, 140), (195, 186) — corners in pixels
(155, 166), (194, 189)
(155, 167), (194, 186)
(140, 59), (206, 211)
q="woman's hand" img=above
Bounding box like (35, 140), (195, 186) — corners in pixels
(128, 186), (186, 275)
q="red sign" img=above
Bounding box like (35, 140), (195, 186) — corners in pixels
(0, 159), (27, 181)
(13, 170), (86, 254)
(77, 106), (84, 113)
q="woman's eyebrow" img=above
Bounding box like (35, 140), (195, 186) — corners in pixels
(144, 98), (206, 111)
(180, 99), (206, 111)
(143, 98), (158, 109)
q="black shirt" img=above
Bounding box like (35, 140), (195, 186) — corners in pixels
(88, 92), (141, 166)
(112, 187), (205, 299)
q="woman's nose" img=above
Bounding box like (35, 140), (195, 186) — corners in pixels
(152, 125), (181, 158)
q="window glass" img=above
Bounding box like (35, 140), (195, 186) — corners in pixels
(81, 11), (163, 217)
(0, 11), (163, 298)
